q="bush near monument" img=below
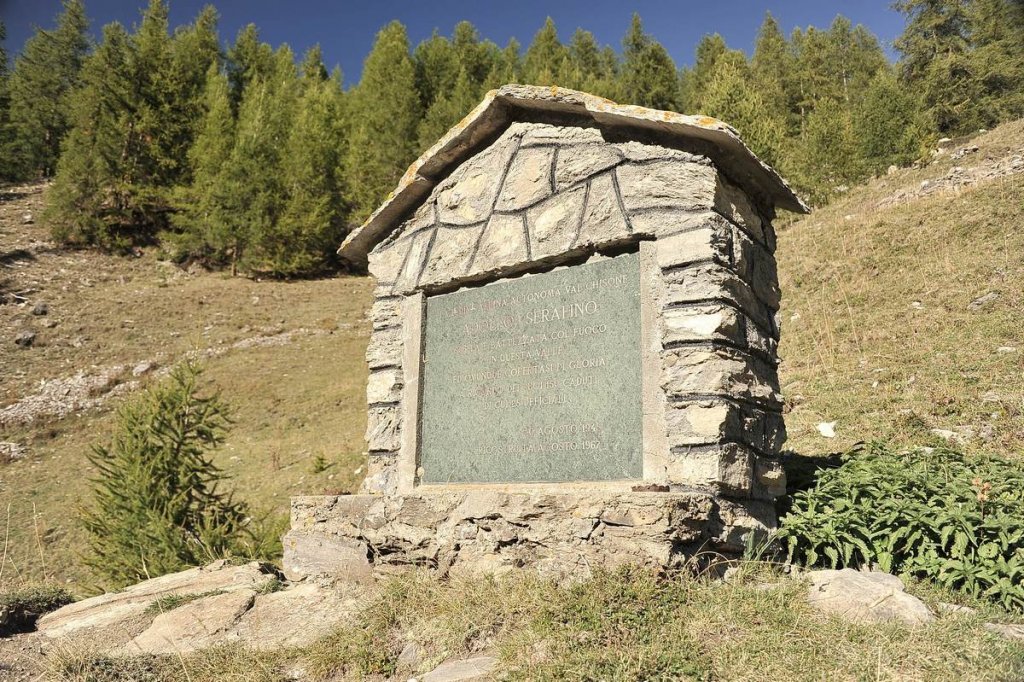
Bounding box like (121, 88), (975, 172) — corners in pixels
(780, 443), (1024, 612)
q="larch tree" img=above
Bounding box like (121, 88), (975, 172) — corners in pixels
(620, 14), (679, 110)
(523, 18), (565, 85)
(344, 21), (421, 222)
(4, 0), (89, 179)
(45, 22), (135, 247)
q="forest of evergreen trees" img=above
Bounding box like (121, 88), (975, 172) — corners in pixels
(1, 0), (1022, 276)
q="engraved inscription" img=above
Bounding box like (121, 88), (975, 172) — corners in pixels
(419, 252), (642, 483)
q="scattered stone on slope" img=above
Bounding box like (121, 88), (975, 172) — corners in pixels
(420, 655), (499, 682)
(13, 331), (35, 348)
(968, 291), (999, 310)
(0, 442), (27, 462)
(984, 623), (1024, 641)
(30, 302), (48, 316)
(806, 569), (934, 625)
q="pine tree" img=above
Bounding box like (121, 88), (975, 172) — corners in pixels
(792, 97), (862, 204)
(417, 66), (480, 150)
(483, 38), (522, 89)
(272, 75), (347, 275)
(4, 0), (89, 179)
(218, 45), (299, 273)
(895, 0), (983, 133)
(751, 12), (796, 134)
(344, 21), (421, 222)
(852, 67), (928, 174)
(81, 362), (252, 589)
(227, 24), (274, 110)
(45, 22), (135, 247)
(523, 18), (565, 84)
(967, 0), (1024, 123)
(700, 58), (788, 168)
(620, 14), (679, 110)
(0, 22), (11, 179)
(169, 63), (236, 264)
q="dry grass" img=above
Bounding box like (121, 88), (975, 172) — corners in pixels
(777, 120), (1024, 460)
(40, 567), (1024, 681)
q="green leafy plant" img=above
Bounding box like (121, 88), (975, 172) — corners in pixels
(779, 442), (1024, 612)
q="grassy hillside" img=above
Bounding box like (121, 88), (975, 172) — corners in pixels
(0, 188), (374, 589)
(777, 121), (1024, 461)
(0, 120), (1021, 594)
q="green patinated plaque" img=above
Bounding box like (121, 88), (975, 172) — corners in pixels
(419, 253), (642, 484)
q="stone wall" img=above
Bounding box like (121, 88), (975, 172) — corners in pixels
(360, 121), (786, 502)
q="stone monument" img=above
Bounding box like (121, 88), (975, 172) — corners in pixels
(283, 85), (808, 582)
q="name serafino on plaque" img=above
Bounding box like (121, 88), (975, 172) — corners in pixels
(418, 252), (642, 484)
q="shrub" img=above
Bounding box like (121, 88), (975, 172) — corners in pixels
(779, 442), (1024, 612)
(81, 361), (258, 589)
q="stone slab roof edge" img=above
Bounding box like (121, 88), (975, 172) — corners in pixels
(338, 84), (810, 268)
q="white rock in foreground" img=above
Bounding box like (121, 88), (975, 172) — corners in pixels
(806, 569), (934, 625)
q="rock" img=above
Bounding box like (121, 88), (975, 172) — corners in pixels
(21, 212), (33, 225)
(421, 655), (498, 682)
(816, 422), (837, 438)
(937, 602), (976, 615)
(30, 302), (48, 316)
(14, 331), (35, 348)
(951, 144), (979, 161)
(968, 291), (999, 310)
(37, 560), (276, 639)
(0, 442), (27, 461)
(131, 361), (157, 377)
(123, 589), (256, 655)
(806, 569), (934, 625)
(41, 319), (58, 328)
(226, 582), (366, 651)
(984, 623), (1024, 641)
(886, 164), (898, 175)
(996, 346), (1017, 354)
(398, 640), (425, 669)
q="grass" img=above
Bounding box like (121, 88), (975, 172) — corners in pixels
(0, 189), (374, 590)
(776, 120), (1024, 461)
(42, 566), (1024, 681)
(142, 590), (226, 616)
(0, 583), (73, 636)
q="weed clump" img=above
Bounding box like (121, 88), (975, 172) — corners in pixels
(780, 442), (1024, 612)
(0, 584), (74, 636)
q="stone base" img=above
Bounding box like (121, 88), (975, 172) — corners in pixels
(283, 491), (775, 583)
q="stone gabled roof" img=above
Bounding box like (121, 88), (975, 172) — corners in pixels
(339, 84), (809, 268)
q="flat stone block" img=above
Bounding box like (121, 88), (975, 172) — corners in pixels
(496, 146), (554, 211)
(468, 212), (528, 276)
(366, 368), (403, 405)
(617, 160), (716, 212)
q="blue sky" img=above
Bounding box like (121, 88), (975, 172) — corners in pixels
(3, 1), (906, 85)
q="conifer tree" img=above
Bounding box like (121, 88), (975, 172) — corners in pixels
(45, 22), (135, 247)
(344, 21), (421, 222)
(895, 0), (983, 133)
(792, 97), (861, 203)
(417, 66), (480, 150)
(0, 22), (11, 179)
(700, 59), (788, 168)
(4, 0), (89, 179)
(413, 31), (459, 110)
(523, 18), (565, 84)
(227, 24), (274, 109)
(483, 38), (522, 89)
(81, 362), (252, 589)
(751, 12), (796, 134)
(966, 0), (1024, 123)
(852, 67), (928, 174)
(169, 63), (236, 263)
(620, 14), (679, 110)
(217, 45), (299, 273)
(273, 75), (347, 275)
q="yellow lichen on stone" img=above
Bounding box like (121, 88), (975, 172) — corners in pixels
(697, 116), (720, 127)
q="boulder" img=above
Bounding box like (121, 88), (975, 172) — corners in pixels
(122, 589), (256, 655)
(37, 560), (276, 640)
(806, 569), (934, 625)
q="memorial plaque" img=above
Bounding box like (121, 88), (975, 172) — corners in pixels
(419, 252), (643, 483)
